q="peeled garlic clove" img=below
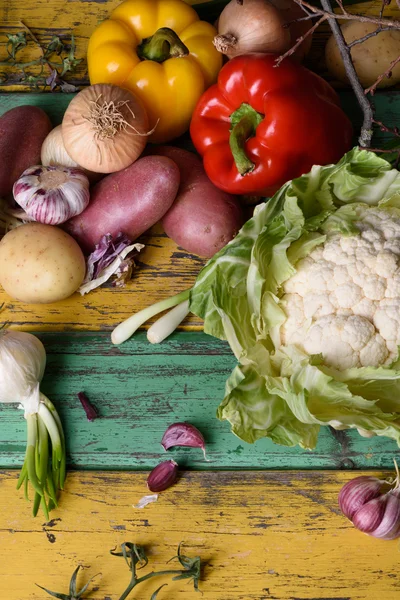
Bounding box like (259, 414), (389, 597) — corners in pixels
(13, 165), (90, 225)
(161, 422), (208, 460)
(338, 476), (384, 520)
(147, 460), (178, 492)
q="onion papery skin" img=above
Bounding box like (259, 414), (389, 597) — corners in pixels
(62, 84), (150, 174)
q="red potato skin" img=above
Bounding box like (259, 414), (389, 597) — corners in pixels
(0, 106), (52, 197)
(65, 155), (180, 252)
(151, 146), (244, 258)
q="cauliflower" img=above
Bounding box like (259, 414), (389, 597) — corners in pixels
(280, 207), (400, 370)
(174, 149), (400, 448)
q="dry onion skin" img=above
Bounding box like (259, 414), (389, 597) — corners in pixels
(62, 84), (150, 174)
(214, 0), (312, 61)
(270, 0), (313, 61)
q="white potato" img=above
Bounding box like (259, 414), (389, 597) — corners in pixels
(0, 223), (86, 304)
(326, 21), (400, 88)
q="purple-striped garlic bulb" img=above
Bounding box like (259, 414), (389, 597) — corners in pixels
(13, 165), (90, 226)
(338, 461), (400, 540)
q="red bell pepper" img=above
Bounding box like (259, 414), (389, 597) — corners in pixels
(190, 53), (353, 197)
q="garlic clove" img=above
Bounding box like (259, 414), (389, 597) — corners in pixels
(352, 495), (387, 534)
(338, 476), (384, 520)
(147, 460), (178, 493)
(370, 492), (400, 540)
(161, 422), (208, 460)
(13, 165), (90, 226)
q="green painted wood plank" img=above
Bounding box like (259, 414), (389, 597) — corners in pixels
(0, 331), (396, 471)
(0, 91), (398, 146)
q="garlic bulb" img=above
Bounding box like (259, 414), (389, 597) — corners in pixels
(339, 466), (400, 540)
(41, 125), (81, 168)
(0, 328), (66, 518)
(41, 125), (101, 183)
(13, 165), (90, 225)
(0, 329), (45, 414)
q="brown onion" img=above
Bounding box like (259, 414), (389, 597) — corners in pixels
(62, 84), (150, 174)
(214, 0), (290, 58)
(213, 0), (312, 61)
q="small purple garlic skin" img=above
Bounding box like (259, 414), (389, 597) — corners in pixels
(13, 165), (90, 225)
(147, 460), (178, 493)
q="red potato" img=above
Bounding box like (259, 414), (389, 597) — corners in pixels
(0, 106), (52, 197)
(152, 146), (244, 258)
(65, 155), (180, 251)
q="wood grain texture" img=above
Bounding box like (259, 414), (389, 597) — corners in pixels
(1, 0), (399, 91)
(0, 331), (397, 470)
(1, 469), (399, 600)
(0, 224), (206, 331)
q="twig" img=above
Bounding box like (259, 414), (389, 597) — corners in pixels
(373, 119), (400, 137)
(19, 20), (53, 75)
(319, 0), (373, 147)
(364, 53), (400, 95)
(366, 147), (400, 153)
(347, 26), (391, 47)
(379, 0), (390, 19)
(293, 0), (400, 28)
(276, 16), (327, 65)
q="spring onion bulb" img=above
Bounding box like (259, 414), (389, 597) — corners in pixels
(0, 328), (66, 518)
(147, 300), (190, 344)
(111, 289), (190, 345)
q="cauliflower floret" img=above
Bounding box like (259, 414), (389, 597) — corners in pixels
(303, 315), (389, 370)
(280, 207), (400, 370)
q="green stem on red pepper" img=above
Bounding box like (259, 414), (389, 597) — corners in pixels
(229, 103), (264, 176)
(137, 27), (189, 63)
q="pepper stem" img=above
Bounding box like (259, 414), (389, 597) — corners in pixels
(137, 27), (189, 63)
(229, 103), (264, 176)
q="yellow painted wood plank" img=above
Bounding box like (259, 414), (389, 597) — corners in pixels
(0, 470), (399, 599)
(0, 0), (215, 91)
(0, 225), (205, 331)
(1, 0), (399, 91)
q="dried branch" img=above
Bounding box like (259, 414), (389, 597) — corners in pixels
(275, 16), (327, 66)
(373, 120), (400, 137)
(292, 0), (400, 28)
(320, 0), (374, 147)
(347, 26), (391, 47)
(364, 54), (400, 95)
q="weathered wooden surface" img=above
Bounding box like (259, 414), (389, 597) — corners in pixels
(1, 0), (399, 91)
(1, 470), (399, 600)
(0, 331), (396, 470)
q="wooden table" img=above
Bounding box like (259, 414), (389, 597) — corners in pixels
(1, 1), (400, 598)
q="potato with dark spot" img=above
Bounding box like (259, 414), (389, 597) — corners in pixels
(0, 223), (86, 303)
(0, 106), (52, 196)
(326, 22), (400, 88)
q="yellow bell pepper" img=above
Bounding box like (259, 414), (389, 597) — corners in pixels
(87, 0), (222, 143)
